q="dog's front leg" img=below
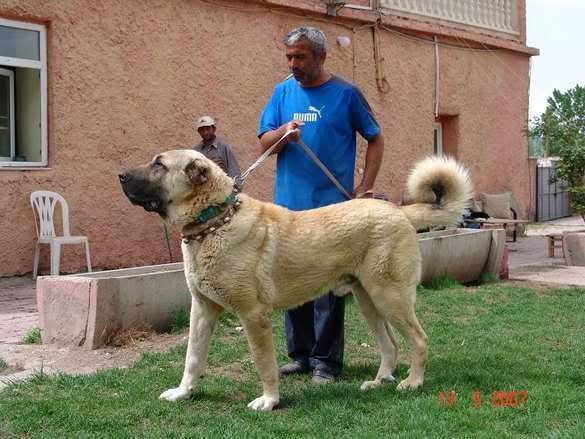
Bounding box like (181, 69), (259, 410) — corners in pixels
(160, 292), (221, 402)
(241, 309), (279, 411)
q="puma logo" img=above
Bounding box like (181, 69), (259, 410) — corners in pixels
(293, 105), (326, 123)
(308, 105), (325, 118)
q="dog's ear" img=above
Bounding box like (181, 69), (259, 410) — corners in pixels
(185, 159), (209, 185)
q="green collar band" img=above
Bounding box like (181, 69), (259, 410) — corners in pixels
(193, 192), (238, 224)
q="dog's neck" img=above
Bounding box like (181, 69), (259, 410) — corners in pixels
(181, 190), (241, 243)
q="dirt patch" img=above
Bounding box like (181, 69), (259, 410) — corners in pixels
(0, 364), (24, 377)
(104, 323), (156, 347)
(211, 362), (250, 382)
(0, 331), (188, 384)
(501, 279), (575, 290)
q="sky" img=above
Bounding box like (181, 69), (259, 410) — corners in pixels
(526, 0), (585, 119)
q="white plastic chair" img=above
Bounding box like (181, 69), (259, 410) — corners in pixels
(30, 191), (92, 279)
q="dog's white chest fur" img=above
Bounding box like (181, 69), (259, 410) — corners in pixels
(181, 240), (235, 310)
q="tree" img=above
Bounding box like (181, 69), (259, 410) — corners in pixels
(531, 85), (585, 220)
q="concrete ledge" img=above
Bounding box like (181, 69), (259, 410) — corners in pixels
(37, 263), (190, 349)
(563, 232), (585, 266)
(509, 264), (585, 287)
(418, 228), (505, 284)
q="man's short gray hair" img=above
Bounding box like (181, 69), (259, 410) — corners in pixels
(283, 27), (328, 55)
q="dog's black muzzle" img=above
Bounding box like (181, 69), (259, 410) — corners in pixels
(119, 171), (166, 215)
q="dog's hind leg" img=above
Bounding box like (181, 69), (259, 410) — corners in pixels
(366, 282), (428, 391)
(160, 292), (221, 402)
(352, 282), (399, 391)
(394, 307), (427, 391)
(240, 306), (280, 411)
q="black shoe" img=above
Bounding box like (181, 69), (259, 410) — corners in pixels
(311, 369), (336, 385)
(279, 360), (310, 376)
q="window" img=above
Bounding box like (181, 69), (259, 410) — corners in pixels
(433, 122), (443, 156)
(0, 18), (47, 167)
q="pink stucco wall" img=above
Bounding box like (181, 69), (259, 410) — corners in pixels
(0, 0), (537, 276)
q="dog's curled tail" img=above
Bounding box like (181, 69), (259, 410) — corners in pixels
(400, 156), (473, 231)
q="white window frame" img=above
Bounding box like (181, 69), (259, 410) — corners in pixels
(433, 122), (443, 156)
(0, 18), (47, 167)
(0, 67), (15, 160)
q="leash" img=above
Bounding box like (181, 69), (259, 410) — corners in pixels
(235, 129), (352, 200)
(186, 130), (373, 244)
(294, 137), (352, 200)
(233, 129), (293, 189)
(188, 130), (355, 244)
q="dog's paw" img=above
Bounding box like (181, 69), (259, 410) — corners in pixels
(360, 380), (380, 391)
(396, 377), (423, 391)
(247, 395), (279, 411)
(159, 386), (192, 401)
(360, 374), (395, 391)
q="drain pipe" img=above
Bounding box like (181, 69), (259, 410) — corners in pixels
(372, 0), (389, 93)
(434, 35), (440, 118)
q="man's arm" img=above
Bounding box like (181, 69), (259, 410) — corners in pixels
(354, 133), (384, 197)
(258, 120), (304, 155)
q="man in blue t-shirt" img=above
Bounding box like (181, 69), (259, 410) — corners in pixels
(257, 26), (385, 384)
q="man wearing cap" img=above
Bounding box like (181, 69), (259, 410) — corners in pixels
(194, 115), (242, 189)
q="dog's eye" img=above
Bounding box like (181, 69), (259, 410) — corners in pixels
(152, 158), (167, 171)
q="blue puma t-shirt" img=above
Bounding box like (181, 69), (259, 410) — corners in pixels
(257, 75), (380, 211)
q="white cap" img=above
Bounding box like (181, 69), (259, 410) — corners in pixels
(196, 115), (215, 128)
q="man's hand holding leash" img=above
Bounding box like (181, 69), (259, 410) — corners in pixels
(259, 119), (305, 155)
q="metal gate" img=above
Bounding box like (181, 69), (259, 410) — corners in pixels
(536, 159), (570, 221)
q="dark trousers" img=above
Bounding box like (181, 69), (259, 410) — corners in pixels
(284, 292), (345, 375)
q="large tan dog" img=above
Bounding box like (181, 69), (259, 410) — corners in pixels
(119, 150), (472, 411)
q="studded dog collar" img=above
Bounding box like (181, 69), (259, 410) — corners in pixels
(181, 192), (242, 244)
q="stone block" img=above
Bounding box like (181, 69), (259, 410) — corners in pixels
(37, 263), (190, 349)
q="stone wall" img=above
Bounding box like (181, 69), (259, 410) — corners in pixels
(0, 0), (536, 275)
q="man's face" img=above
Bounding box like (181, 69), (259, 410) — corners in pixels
(285, 39), (325, 86)
(197, 125), (216, 142)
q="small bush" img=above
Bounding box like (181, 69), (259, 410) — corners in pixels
(0, 357), (8, 371)
(478, 272), (499, 284)
(425, 274), (462, 290)
(568, 186), (585, 215)
(23, 328), (41, 344)
(170, 309), (190, 333)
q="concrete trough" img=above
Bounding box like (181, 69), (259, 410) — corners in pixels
(417, 228), (505, 285)
(37, 263), (190, 349)
(36, 229), (503, 349)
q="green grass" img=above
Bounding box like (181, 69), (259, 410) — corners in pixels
(1, 283), (584, 438)
(424, 274), (463, 290)
(0, 357), (8, 371)
(22, 327), (41, 344)
(477, 272), (500, 284)
(169, 308), (190, 334)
